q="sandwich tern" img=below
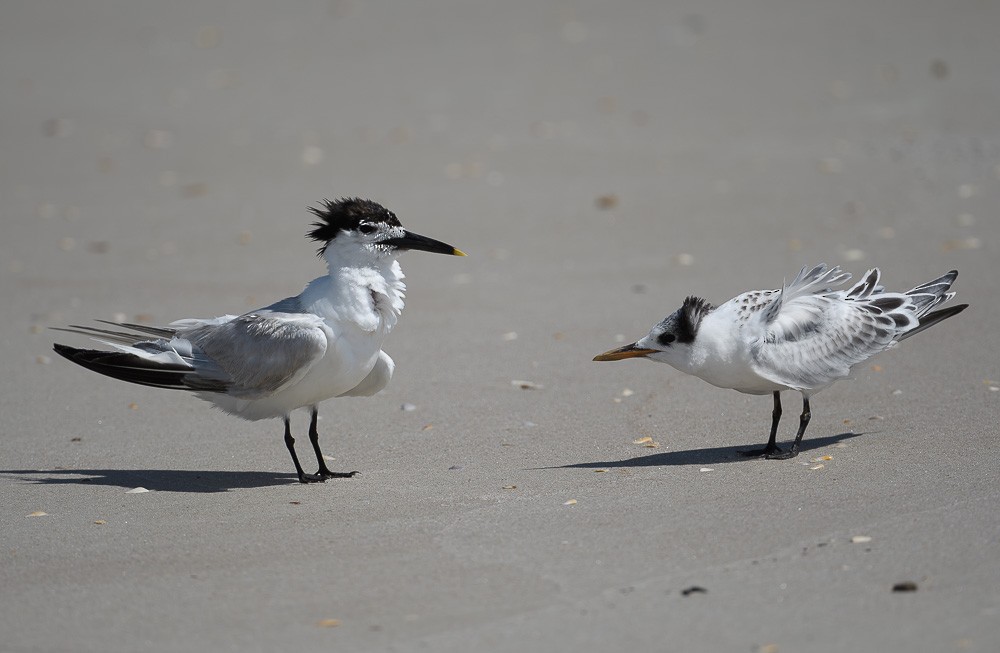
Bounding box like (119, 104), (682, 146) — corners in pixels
(54, 198), (465, 483)
(594, 265), (967, 459)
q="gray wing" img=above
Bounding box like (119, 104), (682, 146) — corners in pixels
(183, 311), (327, 399)
(749, 291), (902, 391)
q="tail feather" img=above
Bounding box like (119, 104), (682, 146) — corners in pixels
(94, 320), (176, 339)
(51, 324), (151, 346)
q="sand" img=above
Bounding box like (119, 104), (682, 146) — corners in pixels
(2, 1), (998, 651)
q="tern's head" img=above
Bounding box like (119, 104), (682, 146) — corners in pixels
(308, 198), (465, 265)
(593, 296), (714, 365)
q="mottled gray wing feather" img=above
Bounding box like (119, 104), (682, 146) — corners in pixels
(184, 311), (327, 398)
(749, 294), (900, 391)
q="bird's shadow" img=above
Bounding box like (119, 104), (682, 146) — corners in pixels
(550, 432), (865, 470)
(1, 468), (300, 493)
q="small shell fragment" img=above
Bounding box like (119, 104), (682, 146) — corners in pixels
(502, 485), (517, 490)
(317, 619), (341, 628)
(563, 499), (577, 506)
(851, 535), (872, 544)
(27, 511), (48, 517)
(699, 467), (713, 472)
(595, 193), (619, 210)
(593, 469), (608, 473)
(809, 464), (825, 470)
(810, 456), (832, 463)
(125, 487), (150, 494)
(94, 520), (107, 525)
(633, 436), (653, 445)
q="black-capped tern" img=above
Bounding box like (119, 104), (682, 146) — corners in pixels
(54, 198), (465, 483)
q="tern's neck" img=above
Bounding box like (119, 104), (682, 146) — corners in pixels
(310, 257), (406, 333)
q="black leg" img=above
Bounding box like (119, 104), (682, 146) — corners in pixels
(764, 396), (810, 460)
(740, 391), (785, 457)
(309, 407), (358, 479)
(285, 416), (325, 483)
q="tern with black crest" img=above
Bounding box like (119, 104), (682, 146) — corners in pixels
(594, 265), (967, 459)
(54, 198), (465, 483)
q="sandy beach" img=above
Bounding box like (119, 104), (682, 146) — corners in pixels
(2, 1), (998, 651)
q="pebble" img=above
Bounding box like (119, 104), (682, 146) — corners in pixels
(144, 129), (173, 149)
(125, 487), (150, 494)
(43, 118), (75, 138)
(595, 194), (619, 210)
(842, 248), (865, 262)
(681, 586), (708, 596)
(302, 145), (325, 166)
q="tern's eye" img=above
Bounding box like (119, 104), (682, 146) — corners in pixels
(358, 223), (377, 234)
(657, 332), (676, 346)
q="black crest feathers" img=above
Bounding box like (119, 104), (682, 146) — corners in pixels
(676, 296), (715, 343)
(307, 198), (401, 255)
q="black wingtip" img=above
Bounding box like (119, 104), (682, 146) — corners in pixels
(51, 343), (194, 390)
(898, 303), (969, 342)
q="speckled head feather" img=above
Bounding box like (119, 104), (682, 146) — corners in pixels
(307, 198), (402, 255)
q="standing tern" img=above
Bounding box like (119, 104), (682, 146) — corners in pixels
(54, 198), (465, 483)
(594, 265), (967, 459)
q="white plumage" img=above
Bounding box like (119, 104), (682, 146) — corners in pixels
(595, 265), (967, 459)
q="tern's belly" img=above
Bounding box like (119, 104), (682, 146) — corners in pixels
(206, 329), (383, 420)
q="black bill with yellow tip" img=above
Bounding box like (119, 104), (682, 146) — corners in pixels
(382, 230), (466, 256)
(592, 342), (657, 362)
